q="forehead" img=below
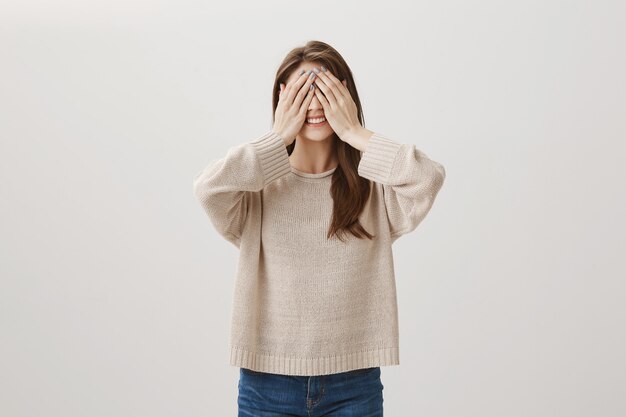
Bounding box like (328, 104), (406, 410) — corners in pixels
(285, 62), (321, 83)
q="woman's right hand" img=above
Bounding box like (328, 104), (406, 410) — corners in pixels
(272, 69), (317, 146)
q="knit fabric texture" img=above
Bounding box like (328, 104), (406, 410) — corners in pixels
(193, 130), (446, 376)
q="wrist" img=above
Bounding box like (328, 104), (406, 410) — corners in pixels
(342, 125), (373, 152)
(272, 129), (293, 147)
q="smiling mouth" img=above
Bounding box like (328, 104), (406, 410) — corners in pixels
(306, 116), (327, 124)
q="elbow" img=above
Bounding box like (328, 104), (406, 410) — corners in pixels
(429, 160), (446, 193)
(193, 172), (211, 205)
(192, 175), (202, 202)
(193, 159), (222, 203)
(438, 162), (446, 187)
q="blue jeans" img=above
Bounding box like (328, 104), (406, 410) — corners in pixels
(237, 366), (384, 416)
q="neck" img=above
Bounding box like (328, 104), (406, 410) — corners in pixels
(289, 134), (338, 174)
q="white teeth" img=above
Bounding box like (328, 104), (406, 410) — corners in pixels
(307, 117), (326, 124)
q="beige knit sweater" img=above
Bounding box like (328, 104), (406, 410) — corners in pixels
(193, 129), (445, 376)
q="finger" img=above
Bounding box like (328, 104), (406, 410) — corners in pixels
(281, 70), (302, 102)
(293, 72), (317, 109)
(287, 70), (314, 105)
(313, 74), (337, 108)
(284, 69), (304, 90)
(299, 84), (316, 116)
(321, 67), (351, 99)
(315, 68), (350, 101)
(277, 83), (284, 102)
(314, 86), (330, 111)
(277, 83), (290, 110)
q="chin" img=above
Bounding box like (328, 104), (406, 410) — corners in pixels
(299, 127), (335, 141)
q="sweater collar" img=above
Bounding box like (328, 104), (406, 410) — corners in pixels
(290, 165), (337, 179)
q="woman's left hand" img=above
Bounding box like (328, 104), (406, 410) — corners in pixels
(312, 67), (361, 143)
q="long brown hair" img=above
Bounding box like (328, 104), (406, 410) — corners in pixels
(271, 40), (375, 243)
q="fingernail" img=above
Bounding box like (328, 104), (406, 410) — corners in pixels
(313, 67), (320, 74)
(321, 66), (327, 72)
(309, 72), (315, 79)
(300, 69), (305, 75)
(310, 84), (314, 90)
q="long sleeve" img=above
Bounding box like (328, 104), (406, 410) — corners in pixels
(357, 132), (446, 242)
(193, 130), (292, 247)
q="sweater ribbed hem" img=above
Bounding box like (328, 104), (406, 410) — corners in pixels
(357, 132), (404, 184)
(229, 345), (400, 376)
(249, 130), (292, 185)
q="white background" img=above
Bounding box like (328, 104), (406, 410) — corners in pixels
(1, 0), (624, 416)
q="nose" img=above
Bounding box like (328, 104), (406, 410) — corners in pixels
(308, 94), (323, 110)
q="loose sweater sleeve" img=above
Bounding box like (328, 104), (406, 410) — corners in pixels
(193, 130), (292, 247)
(357, 132), (446, 241)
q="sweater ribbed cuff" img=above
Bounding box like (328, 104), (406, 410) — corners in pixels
(357, 133), (403, 184)
(249, 130), (292, 185)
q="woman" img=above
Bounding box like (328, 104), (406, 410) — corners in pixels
(193, 40), (446, 416)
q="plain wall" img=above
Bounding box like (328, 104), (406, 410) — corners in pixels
(1, 0), (624, 416)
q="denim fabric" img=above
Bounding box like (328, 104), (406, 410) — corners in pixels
(237, 366), (384, 416)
